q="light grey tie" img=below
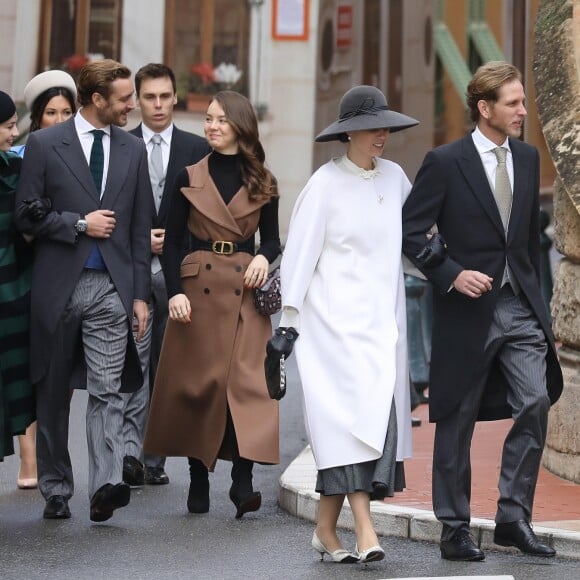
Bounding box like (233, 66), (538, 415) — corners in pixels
(150, 134), (165, 274)
(150, 134), (165, 211)
(493, 147), (512, 230)
(493, 147), (519, 292)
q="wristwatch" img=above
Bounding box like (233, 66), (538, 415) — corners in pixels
(74, 217), (88, 234)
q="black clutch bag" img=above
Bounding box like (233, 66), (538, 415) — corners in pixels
(264, 327), (299, 400)
(415, 233), (448, 267)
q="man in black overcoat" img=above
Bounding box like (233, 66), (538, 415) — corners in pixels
(402, 61), (563, 561)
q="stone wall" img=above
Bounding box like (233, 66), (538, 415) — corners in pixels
(533, 0), (580, 483)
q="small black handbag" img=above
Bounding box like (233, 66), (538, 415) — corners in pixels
(264, 327), (299, 400)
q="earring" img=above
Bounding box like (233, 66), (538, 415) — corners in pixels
(347, 135), (351, 141)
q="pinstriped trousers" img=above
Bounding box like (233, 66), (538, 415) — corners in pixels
(122, 267), (167, 468)
(432, 285), (550, 541)
(36, 270), (129, 500)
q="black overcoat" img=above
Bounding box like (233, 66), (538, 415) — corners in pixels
(402, 134), (563, 422)
(128, 124), (211, 231)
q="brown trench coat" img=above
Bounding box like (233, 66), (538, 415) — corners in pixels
(143, 159), (279, 469)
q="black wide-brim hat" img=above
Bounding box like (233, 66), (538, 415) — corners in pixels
(315, 85), (419, 142)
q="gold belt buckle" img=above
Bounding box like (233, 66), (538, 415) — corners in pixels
(211, 241), (234, 255)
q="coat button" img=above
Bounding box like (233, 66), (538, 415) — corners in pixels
(205, 263), (212, 270)
(204, 288), (210, 294)
(235, 265), (242, 272)
(234, 289), (241, 296)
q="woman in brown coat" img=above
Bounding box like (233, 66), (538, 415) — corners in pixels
(144, 91), (281, 518)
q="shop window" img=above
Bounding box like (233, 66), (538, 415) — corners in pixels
(165, 0), (250, 106)
(39, 0), (122, 74)
(362, 0), (402, 111)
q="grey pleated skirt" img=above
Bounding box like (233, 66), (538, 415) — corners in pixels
(315, 399), (405, 498)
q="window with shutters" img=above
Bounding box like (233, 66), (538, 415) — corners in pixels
(39, 0), (122, 74)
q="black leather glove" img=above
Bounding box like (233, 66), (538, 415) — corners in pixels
(264, 327), (299, 400)
(415, 233), (447, 268)
(21, 198), (52, 222)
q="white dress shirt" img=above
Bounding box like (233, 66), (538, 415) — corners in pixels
(74, 111), (111, 199)
(142, 123), (173, 176)
(471, 126), (514, 195)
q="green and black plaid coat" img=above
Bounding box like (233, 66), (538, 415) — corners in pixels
(0, 150), (34, 460)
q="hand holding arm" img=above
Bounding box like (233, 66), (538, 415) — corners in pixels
(19, 197), (52, 222)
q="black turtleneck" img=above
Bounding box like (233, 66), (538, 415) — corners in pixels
(163, 151), (281, 297)
(208, 150), (243, 205)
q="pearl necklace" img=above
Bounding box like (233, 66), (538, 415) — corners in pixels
(336, 155), (383, 202)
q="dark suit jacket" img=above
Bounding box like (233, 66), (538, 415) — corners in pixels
(129, 124), (210, 232)
(402, 133), (563, 422)
(14, 117), (152, 392)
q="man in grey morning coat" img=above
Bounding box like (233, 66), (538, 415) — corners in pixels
(15, 59), (152, 523)
(402, 61), (562, 561)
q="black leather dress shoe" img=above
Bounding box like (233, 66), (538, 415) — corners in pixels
(440, 530), (485, 561)
(494, 520), (556, 557)
(90, 483), (130, 522)
(144, 467), (169, 485)
(43, 495), (71, 519)
(122, 455), (144, 487)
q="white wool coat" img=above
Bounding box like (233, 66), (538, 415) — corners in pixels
(281, 157), (413, 470)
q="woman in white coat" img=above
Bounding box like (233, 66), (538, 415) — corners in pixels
(277, 85), (418, 563)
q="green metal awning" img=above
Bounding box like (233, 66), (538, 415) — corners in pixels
(434, 22), (472, 105)
(469, 22), (506, 62)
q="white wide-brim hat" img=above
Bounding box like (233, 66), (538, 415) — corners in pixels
(23, 70), (77, 110)
(315, 85), (419, 142)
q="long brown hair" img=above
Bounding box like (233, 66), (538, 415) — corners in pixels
(211, 90), (278, 201)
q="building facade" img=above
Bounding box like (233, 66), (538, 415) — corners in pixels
(0, 0), (555, 238)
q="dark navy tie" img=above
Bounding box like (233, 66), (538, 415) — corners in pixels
(85, 129), (107, 270)
(90, 129), (105, 195)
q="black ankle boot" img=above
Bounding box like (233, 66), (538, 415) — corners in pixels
(229, 458), (261, 519)
(187, 458), (209, 514)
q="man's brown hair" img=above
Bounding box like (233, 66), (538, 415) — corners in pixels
(466, 61), (522, 123)
(134, 63), (176, 96)
(76, 59), (131, 107)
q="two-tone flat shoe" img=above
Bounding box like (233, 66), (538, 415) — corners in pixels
(312, 532), (359, 563)
(355, 544), (385, 563)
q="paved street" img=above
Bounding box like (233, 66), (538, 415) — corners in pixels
(1, 354), (579, 579)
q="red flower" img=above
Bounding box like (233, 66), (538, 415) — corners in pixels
(190, 63), (215, 86)
(64, 54), (90, 73)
